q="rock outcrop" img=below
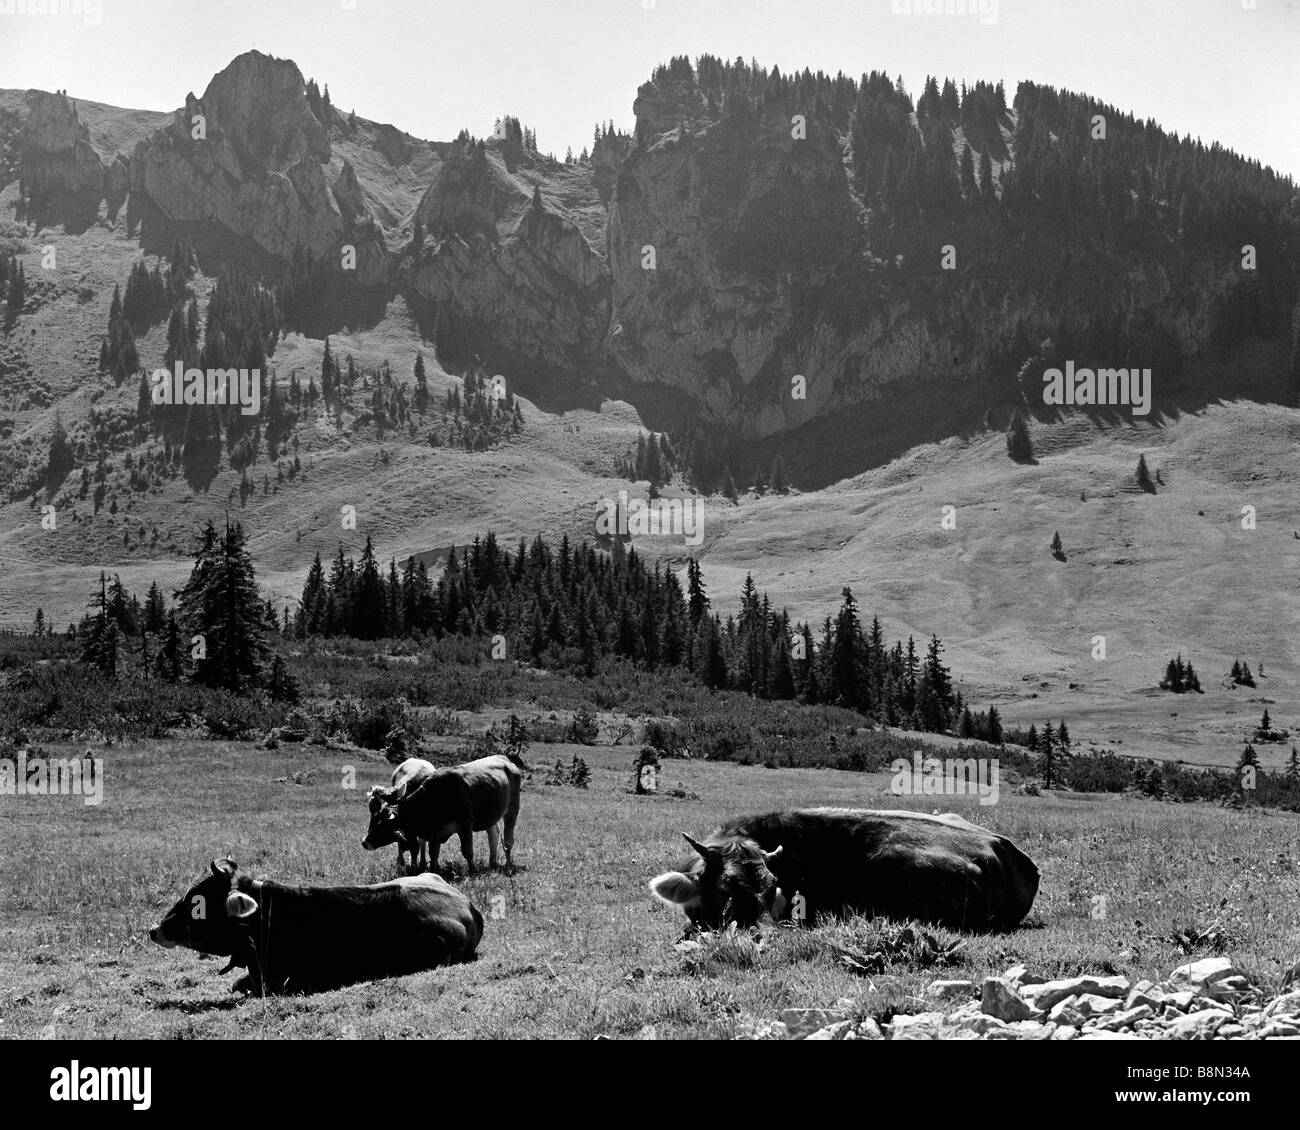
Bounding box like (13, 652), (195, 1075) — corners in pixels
(130, 51), (390, 286)
(409, 145), (609, 381)
(15, 91), (105, 199)
(741, 957), (1300, 1040)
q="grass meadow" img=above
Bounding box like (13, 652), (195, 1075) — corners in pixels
(2, 732), (1298, 1040)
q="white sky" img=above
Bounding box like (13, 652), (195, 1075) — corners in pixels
(1, 0), (1297, 178)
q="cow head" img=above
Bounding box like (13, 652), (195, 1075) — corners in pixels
(148, 858), (261, 957)
(650, 833), (785, 929)
(361, 789), (407, 852)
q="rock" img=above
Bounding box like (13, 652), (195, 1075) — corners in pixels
(888, 1012), (949, 1039)
(1165, 1010), (1232, 1040)
(1102, 1004), (1155, 1029)
(803, 1020), (855, 1041)
(1048, 998), (1088, 1027)
(1078, 1029), (1145, 1040)
(855, 1018), (884, 1040)
(952, 1013), (1008, 1035)
(1125, 987), (1165, 1011)
(1022, 975), (1130, 1011)
(1075, 994), (1123, 1016)
(1002, 963), (1043, 986)
(1257, 1021), (1300, 1040)
(1217, 1024), (1245, 1039)
(1162, 990), (1198, 1012)
(1170, 956), (1246, 1001)
(999, 1021), (1054, 1041)
(927, 979), (975, 1001)
(981, 977), (1037, 1022)
(634, 1024), (657, 1040)
(1050, 1025), (1080, 1041)
(780, 1008), (847, 1038)
(1262, 991), (1300, 1019)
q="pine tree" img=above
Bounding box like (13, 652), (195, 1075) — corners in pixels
(1006, 410), (1033, 462)
(176, 519), (269, 693)
(1051, 530), (1065, 561)
(1136, 454), (1155, 493)
(79, 572), (118, 677)
(267, 653), (300, 703)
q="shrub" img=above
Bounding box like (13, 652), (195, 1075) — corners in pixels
(567, 706), (599, 744)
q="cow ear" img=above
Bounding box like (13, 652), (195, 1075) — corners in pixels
(225, 891), (259, 919)
(211, 858), (237, 878)
(650, 871), (699, 906)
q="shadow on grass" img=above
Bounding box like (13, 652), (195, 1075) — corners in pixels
(153, 996), (244, 1013)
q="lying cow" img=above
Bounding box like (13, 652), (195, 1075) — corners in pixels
(650, 808), (1039, 933)
(149, 857), (483, 994)
(363, 753), (522, 873)
(369, 757), (437, 871)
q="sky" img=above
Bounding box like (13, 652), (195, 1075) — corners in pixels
(1, 0), (1298, 179)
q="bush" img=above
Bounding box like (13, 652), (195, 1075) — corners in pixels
(567, 706), (599, 744)
(325, 697), (416, 750)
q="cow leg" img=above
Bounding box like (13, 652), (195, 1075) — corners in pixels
(487, 823), (500, 869)
(458, 824), (475, 873)
(417, 837), (429, 873)
(503, 784), (520, 871)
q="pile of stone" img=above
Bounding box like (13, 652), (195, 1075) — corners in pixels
(742, 957), (1300, 1040)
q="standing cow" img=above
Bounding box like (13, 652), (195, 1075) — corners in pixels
(149, 858), (483, 994)
(369, 758), (437, 872)
(650, 808), (1039, 932)
(363, 754), (522, 873)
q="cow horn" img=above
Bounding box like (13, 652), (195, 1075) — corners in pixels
(388, 780), (409, 803)
(682, 833), (715, 859)
(211, 858), (237, 877)
(762, 845), (785, 865)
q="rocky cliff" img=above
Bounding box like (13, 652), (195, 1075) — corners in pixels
(3, 51), (1295, 445)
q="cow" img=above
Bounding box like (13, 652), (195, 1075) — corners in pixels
(649, 808), (1039, 933)
(362, 754), (522, 874)
(369, 757), (437, 872)
(148, 857), (483, 995)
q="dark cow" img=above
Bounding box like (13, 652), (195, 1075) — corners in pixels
(149, 857), (483, 994)
(369, 757), (437, 871)
(363, 754), (522, 873)
(650, 808), (1039, 933)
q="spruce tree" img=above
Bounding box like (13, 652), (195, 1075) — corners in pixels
(1136, 454), (1155, 493)
(1006, 410), (1033, 463)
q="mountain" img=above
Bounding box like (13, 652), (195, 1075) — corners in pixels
(3, 51), (1297, 443)
(1, 50), (1298, 769)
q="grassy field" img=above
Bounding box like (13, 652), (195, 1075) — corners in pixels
(3, 729), (1298, 1040)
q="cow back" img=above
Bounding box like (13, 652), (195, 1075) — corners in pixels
(232, 872), (482, 992)
(717, 808), (1039, 931)
(397, 755), (521, 839)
